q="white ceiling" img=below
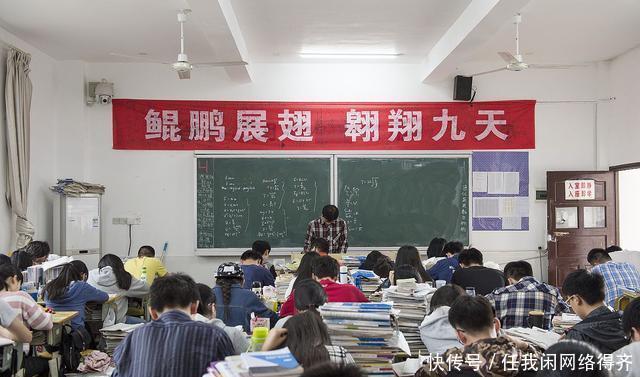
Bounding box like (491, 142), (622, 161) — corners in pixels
(0, 0), (639, 77)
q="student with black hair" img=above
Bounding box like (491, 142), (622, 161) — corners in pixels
(310, 238), (330, 256)
(11, 248), (34, 270)
(392, 264), (423, 285)
(427, 241), (463, 283)
(415, 295), (540, 377)
(0, 254), (12, 266)
(538, 340), (609, 377)
(284, 252), (321, 300)
(612, 297), (640, 377)
(88, 254), (149, 325)
(426, 237), (446, 259)
(419, 284), (465, 354)
(44, 260), (109, 330)
(360, 250), (384, 270)
(486, 260), (569, 330)
(10, 241), (51, 272)
(587, 247), (640, 308)
(252, 240), (277, 278)
(276, 279), (327, 328)
(239, 249), (275, 289)
(395, 245), (432, 283)
(192, 283), (249, 354)
(606, 245), (623, 253)
(212, 262), (278, 333)
(562, 269), (627, 353)
(304, 204), (348, 254)
(112, 274), (235, 377)
(124, 245), (168, 286)
(450, 247), (504, 295)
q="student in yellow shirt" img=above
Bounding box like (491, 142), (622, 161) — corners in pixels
(124, 245), (168, 286)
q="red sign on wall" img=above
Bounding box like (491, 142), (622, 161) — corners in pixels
(112, 99), (535, 150)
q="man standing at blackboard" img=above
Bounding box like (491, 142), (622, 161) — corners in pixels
(304, 204), (348, 254)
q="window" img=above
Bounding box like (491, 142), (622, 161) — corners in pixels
(619, 168), (640, 250)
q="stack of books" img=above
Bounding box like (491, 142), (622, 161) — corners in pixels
(382, 282), (435, 356)
(342, 255), (366, 269)
(275, 273), (294, 302)
(552, 313), (581, 334)
(99, 323), (144, 355)
(351, 270), (384, 302)
(203, 347), (303, 377)
(320, 302), (398, 376)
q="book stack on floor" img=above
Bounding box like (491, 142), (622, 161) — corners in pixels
(99, 323), (145, 355)
(203, 347), (303, 377)
(320, 302), (398, 376)
(350, 270), (384, 302)
(382, 280), (435, 356)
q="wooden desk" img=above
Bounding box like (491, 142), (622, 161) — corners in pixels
(48, 311), (78, 346)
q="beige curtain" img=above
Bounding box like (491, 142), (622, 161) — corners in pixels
(4, 47), (34, 248)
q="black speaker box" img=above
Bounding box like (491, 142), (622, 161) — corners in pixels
(453, 75), (473, 101)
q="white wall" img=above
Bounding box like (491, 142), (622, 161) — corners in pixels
(0, 27), (57, 252)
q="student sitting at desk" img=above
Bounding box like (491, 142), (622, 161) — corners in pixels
(88, 254), (149, 325)
(239, 250), (275, 289)
(252, 240), (277, 279)
(395, 245), (433, 283)
(44, 260), (109, 330)
(284, 252), (321, 301)
(0, 264), (51, 377)
(124, 245), (168, 286)
(10, 241), (51, 270)
(0, 298), (32, 343)
(212, 262), (278, 333)
(112, 274), (234, 377)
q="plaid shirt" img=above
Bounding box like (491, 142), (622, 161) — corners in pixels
(304, 217), (348, 253)
(591, 261), (640, 308)
(486, 276), (570, 330)
(325, 345), (356, 365)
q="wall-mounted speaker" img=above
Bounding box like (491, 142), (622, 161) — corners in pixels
(453, 75), (473, 101)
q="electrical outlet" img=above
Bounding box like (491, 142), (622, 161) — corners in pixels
(126, 217), (142, 225)
(112, 217), (128, 225)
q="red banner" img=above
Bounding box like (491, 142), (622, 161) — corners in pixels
(112, 99), (535, 150)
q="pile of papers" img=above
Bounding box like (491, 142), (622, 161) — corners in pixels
(275, 273), (294, 302)
(320, 302), (398, 376)
(203, 347), (303, 377)
(99, 323), (144, 355)
(552, 313), (581, 334)
(342, 255), (366, 269)
(50, 179), (105, 195)
(504, 327), (562, 350)
(351, 270), (384, 302)
(382, 283), (435, 356)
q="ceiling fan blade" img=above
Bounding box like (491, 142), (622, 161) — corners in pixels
(192, 61), (248, 67)
(471, 67), (508, 77)
(108, 52), (170, 64)
(498, 51), (517, 63)
(177, 70), (191, 80)
(528, 63), (589, 69)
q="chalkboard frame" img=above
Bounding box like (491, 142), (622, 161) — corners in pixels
(194, 152), (471, 256)
(194, 153), (335, 256)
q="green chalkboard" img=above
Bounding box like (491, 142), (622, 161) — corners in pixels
(337, 158), (469, 246)
(196, 158), (331, 249)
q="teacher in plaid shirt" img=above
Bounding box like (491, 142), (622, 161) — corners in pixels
(588, 248), (640, 308)
(304, 204), (348, 254)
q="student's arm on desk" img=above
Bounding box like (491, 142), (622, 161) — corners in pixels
(82, 282), (110, 303)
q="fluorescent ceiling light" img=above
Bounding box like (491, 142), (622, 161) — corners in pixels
(299, 52), (402, 59)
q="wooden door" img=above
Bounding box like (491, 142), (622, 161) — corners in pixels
(547, 171), (617, 287)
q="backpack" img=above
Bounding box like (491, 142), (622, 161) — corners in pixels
(60, 325), (91, 375)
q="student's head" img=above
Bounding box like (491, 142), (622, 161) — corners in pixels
(448, 295), (499, 345)
(372, 256), (394, 279)
(0, 264), (23, 292)
(392, 264), (422, 285)
(24, 241), (50, 264)
(606, 245), (622, 253)
(149, 273), (198, 318)
(294, 279), (328, 312)
(586, 248), (611, 266)
(321, 205), (339, 223)
(0, 255), (11, 266)
(301, 363), (365, 377)
(458, 248), (483, 267)
(395, 245), (422, 269)
(310, 238), (330, 256)
(503, 260), (533, 284)
(11, 249), (33, 271)
(443, 241), (464, 257)
(426, 237), (447, 258)
(196, 283), (215, 319)
(312, 256), (339, 281)
(252, 240), (271, 260)
(214, 262), (244, 321)
(283, 310), (332, 368)
(562, 269), (605, 319)
(98, 254), (132, 290)
(429, 284), (465, 314)
(538, 340), (607, 377)
(292, 252), (321, 290)
(44, 260), (89, 300)
(240, 249), (263, 265)
(138, 245), (155, 258)
(622, 298), (640, 342)
(361, 250), (383, 270)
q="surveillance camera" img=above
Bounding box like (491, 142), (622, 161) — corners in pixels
(93, 79), (114, 105)
(97, 94), (112, 104)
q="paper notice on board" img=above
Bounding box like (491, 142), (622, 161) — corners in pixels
(473, 172), (488, 193)
(499, 197), (529, 217)
(487, 172), (504, 194)
(473, 198), (500, 217)
(502, 217), (522, 230)
(503, 172), (520, 194)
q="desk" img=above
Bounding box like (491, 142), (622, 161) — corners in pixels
(49, 311), (79, 346)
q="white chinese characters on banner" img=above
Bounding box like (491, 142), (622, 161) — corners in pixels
(189, 110), (224, 142)
(565, 180), (595, 200)
(475, 110), (508, 141)
(432, 109), (465, 141)
(388, 109), (422, 141)
(345, 109), (379, 142)
(234, 110), (268, 142)
(145, 109), (181, 141)
(278, 110), (312, 142)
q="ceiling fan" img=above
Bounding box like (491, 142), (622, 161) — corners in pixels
(471, 14), (585, 77)
(110, 9), (247, 79)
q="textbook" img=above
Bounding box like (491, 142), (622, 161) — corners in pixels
(204, 348), (302, 377)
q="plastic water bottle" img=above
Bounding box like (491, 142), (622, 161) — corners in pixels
(248, 327), (269, 352)
(339, 266), (348, 284)
(140, 266), (147, 283)
(252, 281), (263, 298)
